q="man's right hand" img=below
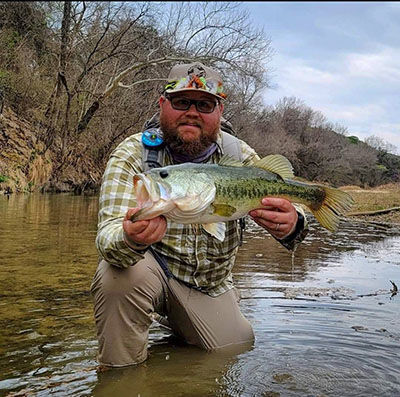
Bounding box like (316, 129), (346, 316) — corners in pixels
(123, 208), (167, 247)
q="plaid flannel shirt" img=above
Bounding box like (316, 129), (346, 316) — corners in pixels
(96, 131), (308, 297)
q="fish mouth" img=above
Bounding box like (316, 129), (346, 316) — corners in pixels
(133, 174), (154, 206)
(132, 174), (173, 221)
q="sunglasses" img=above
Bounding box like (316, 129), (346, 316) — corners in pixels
(165, 94), (219, 114)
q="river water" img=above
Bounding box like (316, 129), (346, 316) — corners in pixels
(0, 193), (399, 396)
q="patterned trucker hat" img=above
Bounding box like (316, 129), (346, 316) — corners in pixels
(164, 62), (227, 99)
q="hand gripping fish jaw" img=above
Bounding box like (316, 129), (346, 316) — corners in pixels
(131, 173), (175, 221)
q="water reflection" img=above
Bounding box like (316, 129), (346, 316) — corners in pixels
(0, 194), (399, 396)
(92, 342), (254, 397)
(0, 194), (99, 392)
(236, 218), (400, 283)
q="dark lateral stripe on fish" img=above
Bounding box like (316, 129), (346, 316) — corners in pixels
(217, 181), (297, 200)
(216, 181), (325, 205)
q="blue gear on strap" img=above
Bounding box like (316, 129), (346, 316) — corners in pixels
(142, 128), (164, 148)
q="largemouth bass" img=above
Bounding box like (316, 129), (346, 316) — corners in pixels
(131, 154), (354, 241)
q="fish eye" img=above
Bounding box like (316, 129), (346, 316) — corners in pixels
(159, 170), (169, 179)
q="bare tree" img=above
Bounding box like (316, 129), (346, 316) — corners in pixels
(365, 135), (397, 155)
(76, 55), (198, 134)
(38, 2), (156, 174)
(76, 2), (272, 134)
(42, 1), (72, 154)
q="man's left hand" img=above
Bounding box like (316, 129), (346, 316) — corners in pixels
(249, 198), (298, 240)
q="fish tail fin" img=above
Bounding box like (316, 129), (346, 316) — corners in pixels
(311, 186), (354, 232)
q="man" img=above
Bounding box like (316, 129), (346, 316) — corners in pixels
(91, 62), (308, 368)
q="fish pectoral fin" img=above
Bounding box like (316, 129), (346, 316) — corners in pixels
(202, 222), (226, 241)
(212, 203), (237, 217)
(254, 154), (294, 179)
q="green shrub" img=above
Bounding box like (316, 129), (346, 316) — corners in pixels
(5, 30), (21, 50)
(347, 136), (360, 144)
(377, 164), (388, 171)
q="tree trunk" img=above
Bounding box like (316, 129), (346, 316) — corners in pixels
(77, 101), (100, 134)
(40, 1), (71, 155)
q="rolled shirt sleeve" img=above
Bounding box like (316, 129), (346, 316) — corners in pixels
(95, 134), (147, 267)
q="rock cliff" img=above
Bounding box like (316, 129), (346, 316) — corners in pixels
(0, 107), (101, 193)
(0, 107), (52, 193)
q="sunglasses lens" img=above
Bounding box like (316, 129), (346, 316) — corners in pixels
(169, 97), (216, 113)
(171, 98), (191, 110)
(196, 101), (215, 113)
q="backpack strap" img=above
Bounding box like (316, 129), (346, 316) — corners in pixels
(141, 112), (165, 171)
(220, 117), (243, 161)
(141, 127), (165, 171)
(143, 145), (164, 170)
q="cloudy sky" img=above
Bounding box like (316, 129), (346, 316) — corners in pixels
(243, 2), (400, 153)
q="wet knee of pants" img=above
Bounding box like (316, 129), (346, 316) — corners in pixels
(91, 259), (164, 312)
(93, 260), (142, 292)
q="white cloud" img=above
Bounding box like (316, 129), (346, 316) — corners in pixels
(263, 56), (400, 153)
(317, 103), (386, 124)
(387, 2), (400, 9)
(347, 48), (400, 82)
(284, 63), (339, 85)
(265, 56), (346, 104)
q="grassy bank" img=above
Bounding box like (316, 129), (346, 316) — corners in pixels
(341, 183), (400, 224)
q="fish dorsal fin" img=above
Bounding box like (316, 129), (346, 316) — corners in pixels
(218, 154), (243, 167)
(254, 154), (294, 179)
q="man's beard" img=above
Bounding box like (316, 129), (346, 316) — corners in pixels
(160, 119), (220, 157)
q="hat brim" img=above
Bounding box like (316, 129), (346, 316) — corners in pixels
(164, 88), (225, 100)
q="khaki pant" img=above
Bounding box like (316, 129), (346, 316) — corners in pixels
(90, 252), (254, 367)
